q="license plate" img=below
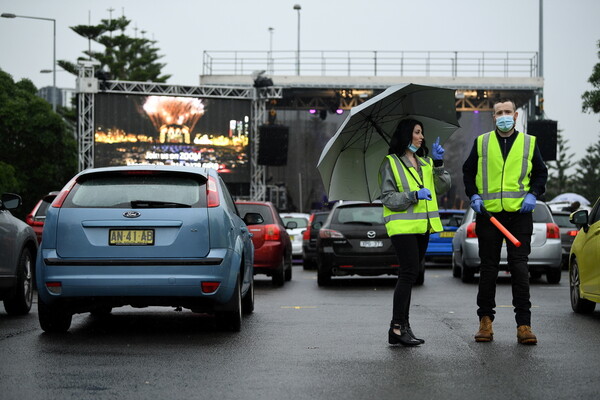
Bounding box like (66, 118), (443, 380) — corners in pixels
(439, 232), (455, 238)
(290, 235), (295, 241)
(109, 229), (155, 246)
(360, 240), (383, 248)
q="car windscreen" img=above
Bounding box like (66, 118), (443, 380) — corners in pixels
(282, 217), (308, 228)
(63, 173), (207, 208)
(333, 205), (384, 225)
(237, 204), (275, 225)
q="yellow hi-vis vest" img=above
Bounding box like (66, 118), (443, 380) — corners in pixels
(383, 154), (443, 235)
(475, 131), (535, 212)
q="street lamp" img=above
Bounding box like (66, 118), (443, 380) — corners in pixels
(1, 12), (57, 111)
(293, 4), (301, 75)
(268, 27), (274, 74)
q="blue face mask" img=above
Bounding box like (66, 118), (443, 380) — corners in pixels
(496, 115), (515, 132)
(407, 143), (419, 153)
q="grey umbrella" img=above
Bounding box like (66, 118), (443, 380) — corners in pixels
(317, 83), (460, 202)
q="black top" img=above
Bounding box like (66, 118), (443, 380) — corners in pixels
(462, 130), (548, 199)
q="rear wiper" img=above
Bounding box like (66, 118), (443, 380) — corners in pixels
(131, 200), (191, 208)
(342, 221), (374, 226)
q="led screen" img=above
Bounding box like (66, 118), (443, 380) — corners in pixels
(94, 94), (251, 182)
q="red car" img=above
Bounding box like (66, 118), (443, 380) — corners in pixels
(25, 191), (59, 244)
(236, 201), (293, 286)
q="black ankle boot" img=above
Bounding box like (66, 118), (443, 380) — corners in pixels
(388, 323), (421, 346)
(406, 323), (425, 344)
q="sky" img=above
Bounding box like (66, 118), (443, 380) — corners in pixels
(1, 0), (599, 164)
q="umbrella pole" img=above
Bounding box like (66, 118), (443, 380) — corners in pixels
(366, 116), (390, 146)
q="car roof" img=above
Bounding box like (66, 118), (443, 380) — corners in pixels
(78, 165), (212, 178)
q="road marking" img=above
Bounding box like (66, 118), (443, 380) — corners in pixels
(281, 306), (318, 309)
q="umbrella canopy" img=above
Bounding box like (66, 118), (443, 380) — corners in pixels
(549, 193), (591, 206)
(317, 83), (459, 202)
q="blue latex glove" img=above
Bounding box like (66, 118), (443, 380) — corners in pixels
(416, 187), (432, 201)
(431, 137), (445, 160)
(520, 193), (537, 213)
(470, 194), (483, 213)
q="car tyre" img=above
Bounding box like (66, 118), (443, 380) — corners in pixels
(3, 247), (34, 316)
(215, 275), (242, 332)
(242, 275), (254, 315)
(451, 252), (461, 278)
(284, 254), (293, 282)
(529, 271), (542, 280)
(569, 259), (596, 314)
(38, 295), (72, 333)
(317, 259), (331, 287)
(272, 256), (285, 287)
(546, 268), (561, 284)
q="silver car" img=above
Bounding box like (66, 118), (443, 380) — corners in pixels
(452, 200), (562, 284)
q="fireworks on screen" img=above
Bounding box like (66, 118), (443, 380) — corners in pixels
(142, 96), (205, 144)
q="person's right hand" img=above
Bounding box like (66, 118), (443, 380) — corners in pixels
(470, 194), (483, 213)
(417, 188), (432, 201)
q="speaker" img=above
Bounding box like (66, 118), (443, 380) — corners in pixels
(258, 125), (289, 166)
(527, 120), (557, 161)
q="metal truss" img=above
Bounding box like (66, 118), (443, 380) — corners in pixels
(77, 63), (96, 171)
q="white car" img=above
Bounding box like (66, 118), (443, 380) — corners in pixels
(280, 212), (310, 259)
(452, 200), (562, 284)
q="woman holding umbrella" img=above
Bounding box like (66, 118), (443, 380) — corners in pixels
(379, 118), (451, 346)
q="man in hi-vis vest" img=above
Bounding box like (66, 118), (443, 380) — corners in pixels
(462, 99), (548, 345)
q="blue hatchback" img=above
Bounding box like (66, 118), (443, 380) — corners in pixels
(425, 209), (465, 263)
(36, 165), (256, 332)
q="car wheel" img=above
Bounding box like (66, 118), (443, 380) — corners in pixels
(529, 271), (542, 280)
(272, 256), (285, 287)
(3, 247), (34, 316)
(242, 275), (254, 315)
(415, 259), (425, 285)
(215, 275), (242, 332)
(570, 260), (596, 314)
(461, 266), (475, 283)
(451, 251), (461, 278)
(546, 268), (562, 284)
(38, 295), (72, 333)
(284, 254), (293, 281)
(317, 259), (331, 287)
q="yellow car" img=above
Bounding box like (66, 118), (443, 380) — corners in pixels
(569, 196), (600, 313)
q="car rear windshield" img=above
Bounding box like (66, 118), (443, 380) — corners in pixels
(237, 204), (275, 225)
(552, 214), (577, 228)
(440, 212), (464, 227)
(282, 217), (308, 228)
(333, 205), (384, 225)
(63, 173), (207, 208)
(532, 204), (553, 223)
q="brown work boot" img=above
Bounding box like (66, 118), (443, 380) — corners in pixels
(517, 325), (538, 345)
(475, 316), (494, 342)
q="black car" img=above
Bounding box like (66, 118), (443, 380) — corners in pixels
(301, 211), (330, 270)
(315, 201), (422, 286)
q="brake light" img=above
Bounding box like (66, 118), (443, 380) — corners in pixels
(303, 214), (315, 240)
(201, 281), (220, 293)
(546, 223), (560, 239)
(466, 222), (477, 238)
(25, 214), (44, 226)
(52, 178), (77, 208)
(567, 230), (578, 237)
(264, 224), (281, 241)
(206, 176), (220, 208)
(45, 281), (62, 295)
(319, 229), (345, 239)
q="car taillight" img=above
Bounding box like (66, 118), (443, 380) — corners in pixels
(466, 222), (477, 238)
(546, 223), (560, 239)
(303, 214), (315, 240)
(201, 281), (220, 293)
(567, 230), (579, 237)
(206, 176), (220, 208)
(319, 229), (345, 239)
(52, 178), (77, 208)
(264, 224), (281, 241)
(25, 214), (43, 226)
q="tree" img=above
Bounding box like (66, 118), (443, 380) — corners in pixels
(0, 69), (78, 219)
(571, 135), (600, 202)
(58, 15), (170, 83)
(582, 39), (600, 114)
(544, 131), (575, 200)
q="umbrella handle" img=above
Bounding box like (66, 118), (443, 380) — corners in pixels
(481, 208), (522, 247)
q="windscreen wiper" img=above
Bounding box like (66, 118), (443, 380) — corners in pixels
(131, 200), (191, 208)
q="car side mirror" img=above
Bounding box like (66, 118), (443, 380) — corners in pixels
(285, 221), (298, 229)
(243, 212), (264, 226)
(0, 193), (22, 210)
(570, 209), (589, 232)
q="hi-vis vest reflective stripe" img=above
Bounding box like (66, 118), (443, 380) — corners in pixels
(383, 154), (443, 235)
(475, 131), (535, 212)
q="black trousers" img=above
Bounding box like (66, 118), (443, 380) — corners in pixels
(475, 211), (533, 327)
(390, 233), (429, 325)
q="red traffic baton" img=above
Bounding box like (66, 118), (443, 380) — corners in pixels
(481, 208), (522, 247)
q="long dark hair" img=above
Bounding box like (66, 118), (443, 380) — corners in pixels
(388, 118), (429, 157)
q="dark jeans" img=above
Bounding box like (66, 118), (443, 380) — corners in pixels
(390, 233), (429, 325)
(475, 211), (533, 327)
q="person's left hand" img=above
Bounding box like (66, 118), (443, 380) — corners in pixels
(431, 137), (445, 160)
(520, 193), (537, 213)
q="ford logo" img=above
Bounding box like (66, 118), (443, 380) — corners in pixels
(367, 231), (376, 238)
(123, 211), (141, 218)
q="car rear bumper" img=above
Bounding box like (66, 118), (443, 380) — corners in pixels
(253, 241), (285, 269)
(319, 253), (398, 276)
